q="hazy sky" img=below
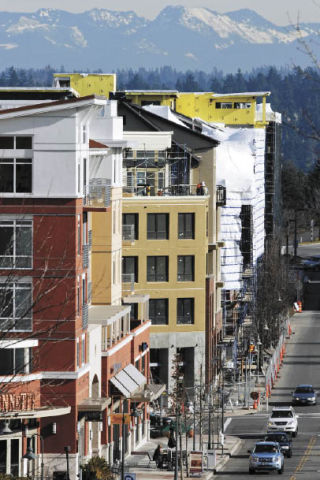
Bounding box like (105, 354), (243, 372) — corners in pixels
(2, 0), (320, 25)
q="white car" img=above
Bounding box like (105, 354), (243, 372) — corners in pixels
(267, 406), (298, 437)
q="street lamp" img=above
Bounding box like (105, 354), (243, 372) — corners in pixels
(121, 405), (140, 480)
(23, 434), (44, 480)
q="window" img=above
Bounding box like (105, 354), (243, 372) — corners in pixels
(0, 136), (32, 150)
(0, 282), (32, 331)
(149, 299), (168, 325)
(0, 136), (32, 193)
(147, 256), (168, 282)
(177, 298), (194, 324)
(0, 219), (32, 268)
(77, 215), (81, 255)
(123, 213), (139, 240)
(82, 124), (87, 144)
(122, 256), (138, 283)
(81, 335), (86, 365)
(147, 214), (169, 240)
(0, 158), (32, 193)
(215, 102), (233, 109)
(0, 348), (27, 375)
(177, 256), (194, 281)
(178, 213), (194, 239)
(76, 338), (80, 367)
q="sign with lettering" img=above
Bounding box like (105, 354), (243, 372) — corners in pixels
(0, 393), (35, 412)
(110, 413), (131, 425)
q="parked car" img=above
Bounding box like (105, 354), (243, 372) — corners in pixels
(292, 384), (317, 405)
(301, 255), (320, 271)
(248, 441), (284, 474)
(267, 406), (298, 437)
(264, 432), (292, 457)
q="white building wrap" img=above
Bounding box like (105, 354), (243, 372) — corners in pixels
(201, 124), (266, 290)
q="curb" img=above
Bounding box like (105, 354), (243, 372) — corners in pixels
(214, 436), (242, 474)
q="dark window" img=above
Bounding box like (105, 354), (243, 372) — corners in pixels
(16, 137), (32, 149)
(149, 299), (168, 325)
(177, 298), (194, 324)
(0, 348), (26, 375)
(0, 282), (32, 331)
(0, 158), (32, 193)
(147, 214), (169, 239)
(0, 220), (32, 268)
(123, 213), (139, 240)
(147, 256), (168, 282)
(122, 256), (138, 283)
(0, 137), (14, 149)
(177, 256), (194, 281)
(178, 213), (194, 239)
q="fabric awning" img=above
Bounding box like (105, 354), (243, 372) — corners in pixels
(110, 364), (147, 398)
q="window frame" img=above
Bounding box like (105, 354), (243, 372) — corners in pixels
(147, 256), (169, 282)
(0, 136), (33, 194)
(0, 281), (33, 332)
(177, 298), (194, 325)
(147, 213), (169, 240)
(178, 213), (195, 239)
(122, 256), (138, 283)
(0, 218), (33, 269)
(177, 255), (195, 282)
(149, 298), (169, 325)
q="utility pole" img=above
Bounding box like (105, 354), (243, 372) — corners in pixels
(199, 364), (203, 451)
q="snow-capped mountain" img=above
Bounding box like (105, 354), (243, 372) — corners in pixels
(0, 6), (319, 72)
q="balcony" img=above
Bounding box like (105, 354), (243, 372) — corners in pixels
(84, 178), (111, 210)
(123, 183), (208, 197)
(122, 273), (135, 294)
(122, 224), (135, 243)
(83, 244), (89, 269)
(82, 303), (88, 329)
(216, 185), (226, 206)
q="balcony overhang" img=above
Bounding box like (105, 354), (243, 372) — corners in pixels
(89, 304), (131, 326)
(123, 293), (150, 304)
(78, 397), (111, 412)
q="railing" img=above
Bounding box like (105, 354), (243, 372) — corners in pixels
(216, 185), (227, 206)
(123, 184), (208, 197)
(122, 273), (135, 293)
(85, 178), (111, 207)
(122, 224), (135, 242)
(82, 244), (89, 269)
(88, 229), (92, 248)
(82, 303), (88, 329)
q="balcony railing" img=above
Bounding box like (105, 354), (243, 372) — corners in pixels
(123, 184), (208, 197)
(122, 224), (135, 242)
(216, 185), (226, 206)
(85, 178), (111, 208)
(82, 303), (88, 329)
(88, 230), (92, 248)
(122, 273), (135, 293)
(88, 281), (92, 303)
(82, 244), (89, 269)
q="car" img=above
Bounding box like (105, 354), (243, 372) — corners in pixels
(267, 406), (298, 437)
(301, 256), (320, 271)
(264, 432), (293, 458)
(248, 441), (284, 474)
(292, 384), (317, 405)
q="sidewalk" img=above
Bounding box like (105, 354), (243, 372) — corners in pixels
(124, 432), (242, 479)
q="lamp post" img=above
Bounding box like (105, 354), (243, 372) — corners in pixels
(64, 446), (71, 480)
(23, 434), (44, 480)
(121, 405), (140, 480)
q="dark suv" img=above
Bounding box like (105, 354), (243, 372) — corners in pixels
(264, 432), (292, 458)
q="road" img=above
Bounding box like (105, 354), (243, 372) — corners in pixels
(216, 308), (320, 479)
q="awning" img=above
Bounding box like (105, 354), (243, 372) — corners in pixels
(110, 364), (147, 398)
(0, 406), (71, 420)
(131, 383), (166, 402)
(78, 397), (111, 412)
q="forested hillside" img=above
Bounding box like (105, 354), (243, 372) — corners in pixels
(0, 65), (319, 171)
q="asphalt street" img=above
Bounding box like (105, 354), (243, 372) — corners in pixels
(215, 264), (320, 479)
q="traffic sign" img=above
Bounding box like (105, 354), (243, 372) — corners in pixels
(124, 474), (136, 480)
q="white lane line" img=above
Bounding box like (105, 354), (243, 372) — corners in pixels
(224, 417), (232, 432)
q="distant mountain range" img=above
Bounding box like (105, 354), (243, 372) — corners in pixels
(0, 6), (319, 72)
